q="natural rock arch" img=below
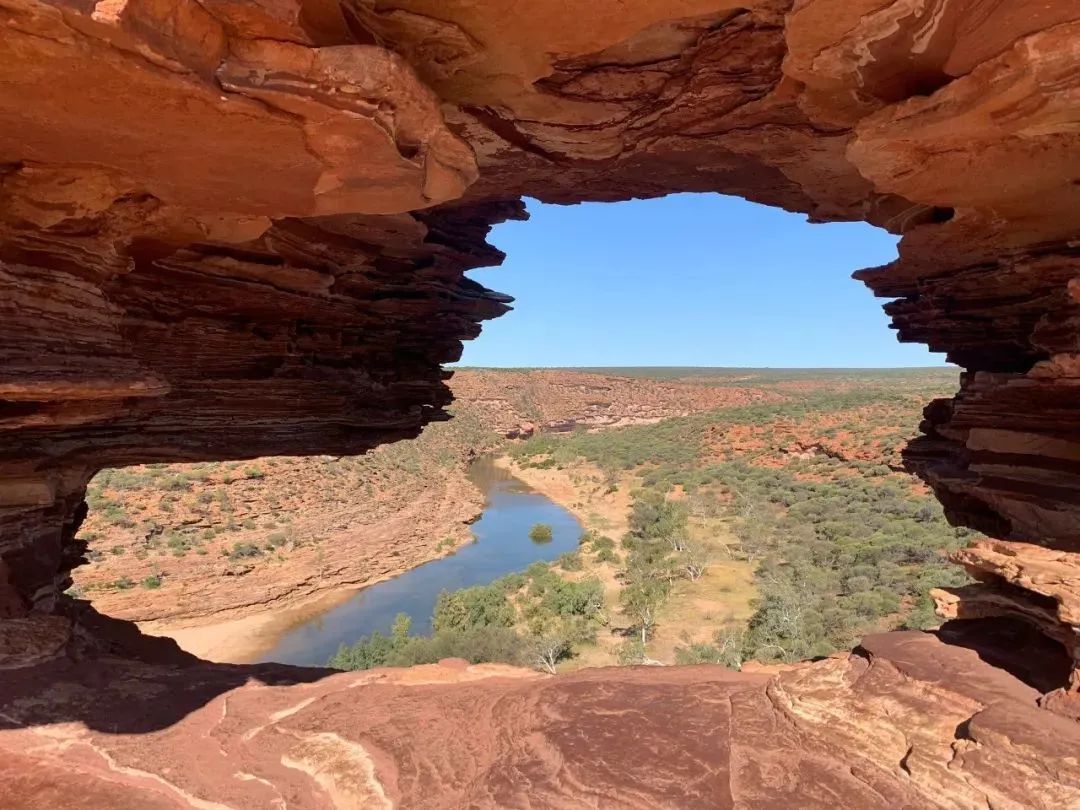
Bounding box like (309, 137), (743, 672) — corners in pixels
(1, 1), (1079, 804)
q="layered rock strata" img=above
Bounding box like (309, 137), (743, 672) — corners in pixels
(2, 0), (1078, 619)
(933, 539), (1080, 691)
(1, 0), (1080, 805)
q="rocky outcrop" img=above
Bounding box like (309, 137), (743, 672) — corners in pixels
(2, 0), (1080, 805)
(453, 369), (783, 436)
(933, 539), (1080, 698)
(2, 626), (1079, 808)
(1, 0), (1077, 615)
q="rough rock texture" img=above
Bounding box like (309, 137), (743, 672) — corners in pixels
(1, 0), (1077, 616)
(2, 627), (1079, 808)
(2, 0), (1080, 805)
(933, 539), (1080, 690)
(452, 368), (784, 435)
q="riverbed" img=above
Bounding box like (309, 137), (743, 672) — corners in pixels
(254, 456), (582, 667)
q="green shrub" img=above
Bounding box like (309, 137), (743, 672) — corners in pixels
(589, 534), (616, 554)
(229, 542), (263, 560)
(528, 523), (553, 543)
(329, 621), (527, 671)
(595, 547), (620, 564)
(616, 639), (647, 665)
(163, 475), (192, 492)
(557, 552), (583, 571)
(166, 534), (189, 556)
(674, 643), (722, 665)
(99, 504), (128, 525)
(433, 584), (515, 632)
(521, 571), (605, 625)
(495, 572), (526, 593)
(141, 574), (163, 590)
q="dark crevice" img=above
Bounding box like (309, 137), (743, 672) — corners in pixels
(953, 717), (973, 741)
(904, 72), (954, 99)
(0, 400), (45, 420)
(937, 618), (1073, 693)
(899, 744), (915, 775)
(928, 206), (955, 224)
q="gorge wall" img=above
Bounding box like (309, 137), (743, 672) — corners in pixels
(1, 0), (1079, 806)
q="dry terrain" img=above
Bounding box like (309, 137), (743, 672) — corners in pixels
(74, 369), (776, 657)
(75, 366), (966, 669)
(453, 368), (784, 434)
(490, 369), (963, 668)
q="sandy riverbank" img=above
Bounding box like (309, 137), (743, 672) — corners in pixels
(133, 475), (486, 663)
(149, 458), (581, 662)
(493, 455), (633, 538)
(141, 578), (386, 663)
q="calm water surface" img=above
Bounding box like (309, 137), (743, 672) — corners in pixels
(257, 457), (582, 666)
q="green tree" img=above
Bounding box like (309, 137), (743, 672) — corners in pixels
(619, 575), (669, 645)
(391, 612), (412, 644)
(433, 584), (515, 632)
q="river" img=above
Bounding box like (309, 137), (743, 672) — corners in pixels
(255, 456), (583, 667)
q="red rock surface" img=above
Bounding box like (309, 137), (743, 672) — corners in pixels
(934, 539), (1080, 692)
(452, 368), (783, 436)
(2, 627), (1079, 808)
(2, 0), (1080, 805)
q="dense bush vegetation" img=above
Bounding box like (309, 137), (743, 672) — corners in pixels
(510, 381), (973, 668)
(666, 460), (971, 664)
(508, 388), (930, 475)
(328, 613), (528, 671)
(329, 563), (607, 673)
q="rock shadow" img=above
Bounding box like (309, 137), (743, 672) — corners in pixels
(935, 617), (1073, 694)
(0, 604), (337, 735)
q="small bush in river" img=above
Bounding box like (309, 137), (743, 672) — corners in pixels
(528, 523), (553, 543)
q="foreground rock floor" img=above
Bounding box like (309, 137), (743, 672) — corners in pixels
(2, 624), (1077, 809)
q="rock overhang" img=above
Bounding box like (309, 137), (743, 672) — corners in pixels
(0, 0), (1077, 609)
(0, 3), (1079, 801)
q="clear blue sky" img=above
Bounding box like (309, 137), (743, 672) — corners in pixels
(458, 194), (948, 368)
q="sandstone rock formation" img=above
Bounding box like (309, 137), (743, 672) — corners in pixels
(934, 538), (1080, 693)
(3, 626), (1079, 808)
(2, 0), (1079, 806)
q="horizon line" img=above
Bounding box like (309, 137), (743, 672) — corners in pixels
(451, 364), (956, 371)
